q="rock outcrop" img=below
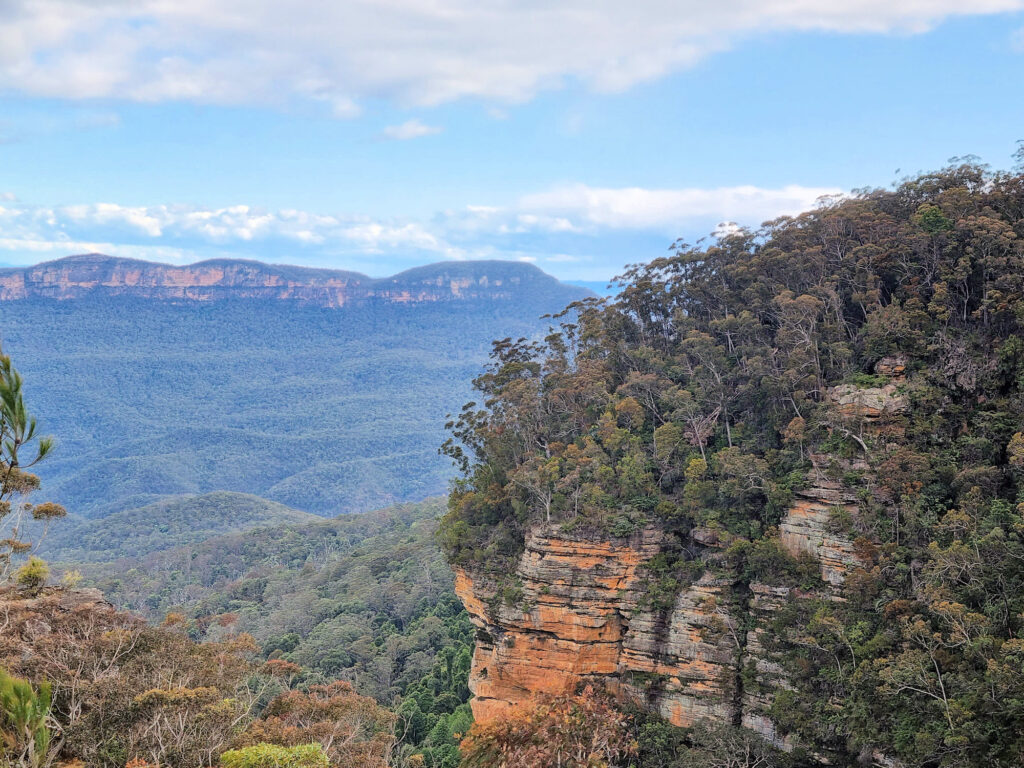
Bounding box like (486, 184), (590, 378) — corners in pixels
(455, 365), (912, 760)
(456, 498), (853, 753)
(0, 254), (587, 306)
(453, 527), (739, 728)
(778, 477), (860, 585)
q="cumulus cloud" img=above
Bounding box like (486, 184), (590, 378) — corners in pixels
(0, 1), (1019, 111)
(518, 183), (841, 230)
(0, 182), (840, 274)
(381, 119), (442, 140)
(0, 201), (462, 263)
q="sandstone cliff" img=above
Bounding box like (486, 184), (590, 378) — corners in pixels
(454, 360), (910, 762)
(0, 254), (585, 306)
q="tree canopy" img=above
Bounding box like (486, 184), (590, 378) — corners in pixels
(441, 161), (1024, 766)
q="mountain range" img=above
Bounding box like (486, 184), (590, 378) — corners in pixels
(0, 254), (590, 518)
(0, 253), (576, 306)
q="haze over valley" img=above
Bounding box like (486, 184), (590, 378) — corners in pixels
(0, 254), (589, 518)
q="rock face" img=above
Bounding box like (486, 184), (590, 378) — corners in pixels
(0, 254), (586, 306)
(454, 527), (742, 728)
(778, 477), (860, 585)
(447, 353), (918, 762)
(456, 495), (856, 749)
(453, 528), (669, 722)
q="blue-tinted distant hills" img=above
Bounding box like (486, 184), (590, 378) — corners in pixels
(0, 255), (591, 518)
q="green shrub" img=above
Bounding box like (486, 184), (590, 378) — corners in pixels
(219, 742), (329, 768)
(0, 668), (52, 768)
(15, 557), (49, 592)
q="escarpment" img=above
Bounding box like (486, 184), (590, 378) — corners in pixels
(444, 168), (1024, 767)
(456, 489), (860, 756)
(0, 253), (587, 306)
(455, 364), (911, 761)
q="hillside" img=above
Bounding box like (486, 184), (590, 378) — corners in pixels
(442, 162), (1024, 767)
(56, 497), (474, 766)
(0, 256), (590, 517)
(41, 491), (320, 562)
(69, 498), (467, 695)
(0, 254), (582, 306)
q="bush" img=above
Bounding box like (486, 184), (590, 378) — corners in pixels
(15, 557), (49, 592)
(0, 668), (52, 768)
(219, 742), (329, 768)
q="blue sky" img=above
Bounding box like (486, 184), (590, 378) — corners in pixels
(0, 2), (1023, 281)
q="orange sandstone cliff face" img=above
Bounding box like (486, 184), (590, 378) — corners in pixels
(454, 361), (910, 756)
(454, 492), (853, 749)
(454, 525), (740, 728)
(0, 254), (548, 306)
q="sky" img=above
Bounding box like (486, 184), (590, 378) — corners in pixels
(0, 1), (1023, 282)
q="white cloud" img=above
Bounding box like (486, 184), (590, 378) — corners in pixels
(518, 183), (842, 230)
(0, 182), (841, 274)
(0, 200), (463, 262)
(0, 237), (192, 263)
(381, 119), (442, 141)
(0, 1), (1018, 111)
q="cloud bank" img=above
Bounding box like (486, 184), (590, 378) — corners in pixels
(0, 182), (841, 277)
(0, 1), (1020, 112)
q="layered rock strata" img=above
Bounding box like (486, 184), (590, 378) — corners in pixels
(455, 498), (854, 742)
(0, 253), (579, 306)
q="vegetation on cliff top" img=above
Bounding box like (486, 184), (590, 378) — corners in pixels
(441, 160), (1024, 766)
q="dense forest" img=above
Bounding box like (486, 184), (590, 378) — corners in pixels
(441, 159), (1024, 767)
(41, 492), (321, 563)
(0, 265), (587, 518)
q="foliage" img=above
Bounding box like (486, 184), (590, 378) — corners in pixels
(0, 669), (51, 768)
(0, 584), (398, 768)
(220, 743), (330, 768)
(459, 686), (636, 768)
(0, 585), (260, 767)
(629, 710), (786, 768)
(441, 162), (1024, 766)
(0, 347), (62, 581)
(53, 498), (474, 766)
(221, 742), (330, 768)
(235, 682), (394, 768)
(13, 558), (48, 593)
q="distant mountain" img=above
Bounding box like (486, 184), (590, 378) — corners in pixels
(0, 253), (583, 306)
(42, 491), (320, 563)
(0, 255), (590, 517)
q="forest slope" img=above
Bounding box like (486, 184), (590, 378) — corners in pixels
(41, 491), (320, 562)
(442, 162), (1024, 767)
(51, 497), (475, 767)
